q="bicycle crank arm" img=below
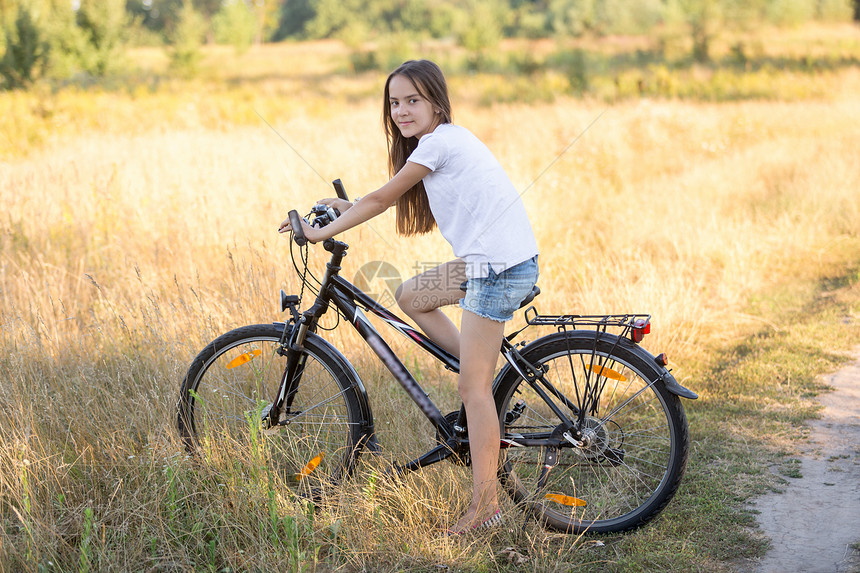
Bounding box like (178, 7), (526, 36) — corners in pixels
(536, 445), (560, 490)
(388, 444), (455, 477)
(519, 444), (562, 534)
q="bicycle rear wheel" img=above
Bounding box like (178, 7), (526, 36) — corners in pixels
(177, 324), (368, 496)
(494, 332), (689, 534)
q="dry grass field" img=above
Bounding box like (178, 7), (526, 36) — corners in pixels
(2, 27), (860, 571)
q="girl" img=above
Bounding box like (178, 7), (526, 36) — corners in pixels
(279, 59), (539, 534)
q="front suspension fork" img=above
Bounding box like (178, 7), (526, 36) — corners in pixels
(263, 321), (309, 429)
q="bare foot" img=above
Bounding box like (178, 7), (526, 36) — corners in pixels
(449, 505), (501, 534)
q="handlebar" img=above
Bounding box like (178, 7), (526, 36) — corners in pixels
(332, 178), (348, 201)
(288, 210), (307, 246)
(288, 179), (351, 247)
(288, 202), (340, 246)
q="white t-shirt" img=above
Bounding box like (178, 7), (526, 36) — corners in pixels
(407, 123), (539, 279)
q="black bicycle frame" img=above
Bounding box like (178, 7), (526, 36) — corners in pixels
(329, 273), (457, 438)
(338, 277), (589, 458)
(271, 238), (580, 472)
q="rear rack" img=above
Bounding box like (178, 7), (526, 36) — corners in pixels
(524, 307), (651, 341)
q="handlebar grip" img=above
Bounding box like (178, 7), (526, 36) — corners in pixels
(332, 179), (348, 201)
(288, 210), (307, 246)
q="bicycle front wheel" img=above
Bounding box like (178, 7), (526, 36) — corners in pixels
(495, 332), (689, 534)
(177, 324), (368, 495)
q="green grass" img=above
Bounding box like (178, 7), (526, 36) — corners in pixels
(8, 258), (855, 572)
(650, 266), (860, 569)
(849, 542), (860, 573)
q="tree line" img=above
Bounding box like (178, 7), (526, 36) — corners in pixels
(2, 0), (858, 89)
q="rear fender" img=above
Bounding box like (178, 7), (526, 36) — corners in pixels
(494, 330), (698, 403)
(658, 370), (698, 400)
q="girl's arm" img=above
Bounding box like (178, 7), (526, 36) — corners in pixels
(278, 162), (431, 242)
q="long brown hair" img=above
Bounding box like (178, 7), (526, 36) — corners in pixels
(383, 60), (452, 236)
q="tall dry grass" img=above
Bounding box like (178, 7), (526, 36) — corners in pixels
(1, 38), (860, 570)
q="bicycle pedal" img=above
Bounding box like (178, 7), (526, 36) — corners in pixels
(294, 486), (325, 506)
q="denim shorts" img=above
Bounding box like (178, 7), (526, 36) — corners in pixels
(460, 256), (539, 322)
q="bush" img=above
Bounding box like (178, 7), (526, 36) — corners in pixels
(453, 0), (504, 71)
(76, 0), (129, 76)
(1, 0), (132, 88)
(816, 0), (854, 20)
(43, 1), (93, 80)
(0, 6), (48, 89)
(765, 0), (816, 26)
(213, 0), (256, 55)
(168, 0), (206, 76)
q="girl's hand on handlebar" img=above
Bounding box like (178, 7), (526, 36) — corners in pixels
(316, 197), (354, 213)
(278, 214), (325, 243)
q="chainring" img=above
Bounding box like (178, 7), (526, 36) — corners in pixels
(435, 411), (471, 466)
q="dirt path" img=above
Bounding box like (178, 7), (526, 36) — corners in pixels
(746, 350), (860, 573)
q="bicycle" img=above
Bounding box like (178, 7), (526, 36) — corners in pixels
(176, 180), (698, 534)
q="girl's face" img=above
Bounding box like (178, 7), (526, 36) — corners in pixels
(388, 74), (440, 139)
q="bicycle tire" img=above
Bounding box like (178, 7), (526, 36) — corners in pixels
(177, 324), (369, 495)
(494, 331), (689, 534)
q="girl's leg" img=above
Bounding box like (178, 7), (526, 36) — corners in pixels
(395, 260), (466, 358)
(396, 261), (507, 529)
(451, 309), (506, 532)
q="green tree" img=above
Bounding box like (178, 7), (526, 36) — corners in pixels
(455, 0), (505, 70)
(1, 0), (19, 29)
(507, 0), (550, 38)
(193, 0), (221, 43)
(0, 4), (48, 89)
(815, 0), (853, 20)
(77, 0), (129, 75)
(662, 0), (764, 62)
(547, 0), (594, 37)
(213, 0), (256, 53)
(674, 0), (721, 62)
(44, 0), (92, 78)
(253, 0), (282, 43)
(168, 0), (206, 75)
(275, 0), (315, 39)
(126, 0), (173, 35)
(305, 0), (380, 40)
(593, 0), (663, 35)
(126, 0), (217, 42)
(765, 0), (815, 26)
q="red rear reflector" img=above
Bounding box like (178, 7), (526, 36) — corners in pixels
(632, 319), (651, 343)
(655, 353), (668, 366)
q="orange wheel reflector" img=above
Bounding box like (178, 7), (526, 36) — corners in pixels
(226, 348), (262, 369)
(586, 364), (627, 382)
(545, 493), (587, 507)
(296, 453), (325, 480)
